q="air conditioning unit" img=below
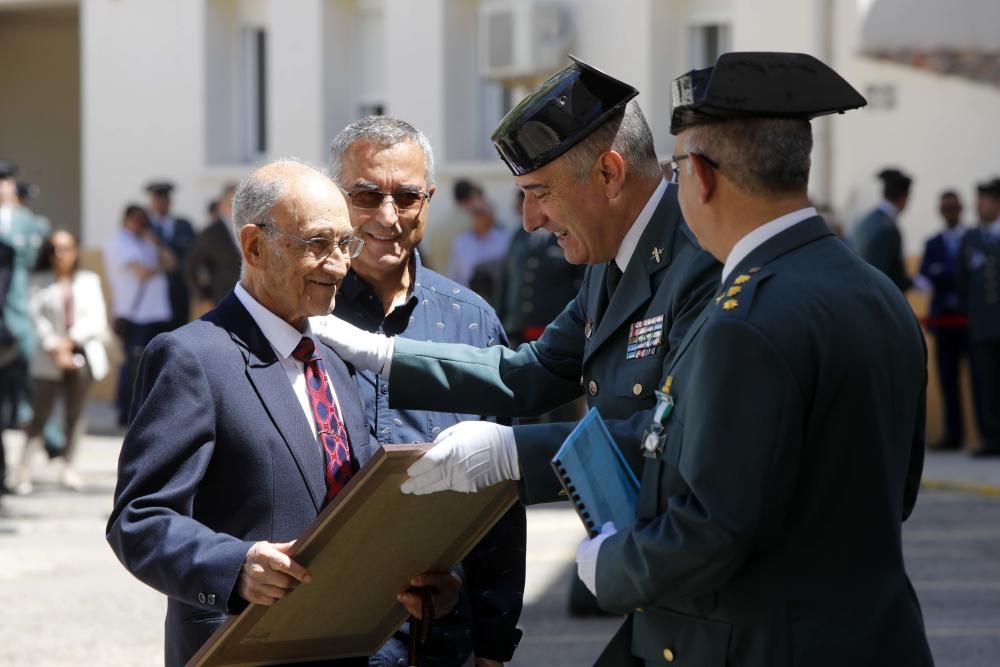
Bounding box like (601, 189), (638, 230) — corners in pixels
(479, 0), (574, 81)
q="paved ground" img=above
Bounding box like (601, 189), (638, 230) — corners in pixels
(2, 409), (999, 666)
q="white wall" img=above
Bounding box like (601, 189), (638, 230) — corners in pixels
(81, 0), (206, 248)
(267, 0), (325, 165)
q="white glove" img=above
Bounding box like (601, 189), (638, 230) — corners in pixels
(400, 421), (520, 494)
(576, 521), (617, 597)
(311, 315), (393, 375)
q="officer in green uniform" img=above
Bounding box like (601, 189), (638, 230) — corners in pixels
(957, 178), (1000, 457)
(313, 58), (719, 612)
(566, 52), (933, 665)
(0, 161), (47, 429)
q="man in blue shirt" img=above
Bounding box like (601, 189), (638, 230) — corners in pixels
(328, 116), (525, 667)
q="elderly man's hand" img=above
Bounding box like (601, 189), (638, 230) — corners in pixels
(400, 421), (520, 495)
(397, 571), (462, 619)
(237, 540), (312, 606)
(312, 314), (393, 374)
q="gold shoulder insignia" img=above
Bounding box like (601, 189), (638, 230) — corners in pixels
(733, 274), (751, 285)
(748, 267), (762, 273)
(722, 299), (739, 311)
(726, 285), (743, 297)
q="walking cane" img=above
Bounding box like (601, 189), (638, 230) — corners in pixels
(406, 588), (435, 667)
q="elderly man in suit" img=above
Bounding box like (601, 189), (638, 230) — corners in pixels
(107, 160), (459, 667)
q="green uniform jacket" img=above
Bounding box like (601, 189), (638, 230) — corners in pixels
(389, 184), (720, 504)
(854, 207), (911, 292)
(0, 206), (47, 356)
(594, 217), (933, 666)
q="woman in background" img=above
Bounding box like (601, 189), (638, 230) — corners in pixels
(13, 230), (109, 493)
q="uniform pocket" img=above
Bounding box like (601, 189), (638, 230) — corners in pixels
(615, 356), (666, 400)
(631, 607), (731, 666)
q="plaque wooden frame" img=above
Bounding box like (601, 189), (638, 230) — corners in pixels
(187, 444), (518, 666)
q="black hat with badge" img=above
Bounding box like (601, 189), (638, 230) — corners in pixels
(0, 160), (18, 180)
(491, 56), (639, 176)
(145, 181), (176, 196)
(669, 52), (867, 135)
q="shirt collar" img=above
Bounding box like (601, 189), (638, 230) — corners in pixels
(234, 282), (310, 360)
(614, 178), (668, 272)
(877, 200), (899, 219)
(722, 207), (817, 284)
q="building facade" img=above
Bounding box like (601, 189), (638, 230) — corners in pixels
(0, 0), (997, 258)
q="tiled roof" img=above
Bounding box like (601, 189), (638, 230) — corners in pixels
(865, 49), (1000, 87)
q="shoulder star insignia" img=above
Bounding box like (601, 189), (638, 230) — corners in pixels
(726, 285), (743, 297)
(733, 274), (751, 285)
(651, 247), (663, 263)
(722, 299), (739, 311)
(748, 267), (761, 274)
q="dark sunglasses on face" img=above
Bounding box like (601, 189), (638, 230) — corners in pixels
(345, 189), (429, 211)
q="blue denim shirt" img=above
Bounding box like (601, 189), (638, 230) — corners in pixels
(334, 251), (525, 665)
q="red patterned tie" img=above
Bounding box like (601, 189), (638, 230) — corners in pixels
(292, 337), (354, 505)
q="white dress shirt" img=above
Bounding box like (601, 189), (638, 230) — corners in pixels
(614, 178), (669, 272)
(104, 229), (172, 323)
(235, 283), (341, 435)
(722, 207), (817, 284)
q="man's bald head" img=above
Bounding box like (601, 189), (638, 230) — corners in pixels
(233, 159), (354, 329)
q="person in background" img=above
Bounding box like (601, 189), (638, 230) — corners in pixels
(186, 183), (241, 314)
(329, 116), (526, 667)
(15, 180), (68, 459)
(146, 181), (196, 330)
(919, 190), (968, 450)
(853, 167), (914, 291)
(105, 204), (174, 426)
(497, 189), (586, 348)
(13, 230), (110, 494)
(957, 178), (1000, 457)
(0, 237), (15, 496)
(0, 160), (49, 489)
(446, 188), (509, 290)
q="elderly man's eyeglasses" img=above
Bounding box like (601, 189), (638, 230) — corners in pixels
(345, 188), (430, 212)
(255, 223), (365, 259)
(667, 152), (720, 184)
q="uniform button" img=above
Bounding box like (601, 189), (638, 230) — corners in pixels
(207, 593), (216, 605)
(198, 592), (207, 604)
(526, 257), (539, 268)
(632, 383), (643, 396)
(380, 385), (389, 395)
(524, 270), (536, 281)
(588, 380), (599, 396)
(663, 647), (675, 662)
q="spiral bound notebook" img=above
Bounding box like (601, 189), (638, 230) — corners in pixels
(551, 408), (640, 537)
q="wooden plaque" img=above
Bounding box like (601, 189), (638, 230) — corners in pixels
(187, 444), (518, 666)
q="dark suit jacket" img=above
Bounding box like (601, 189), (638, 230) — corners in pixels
(387, 183), (720, 505)
(854, 207), (912, 292)
(919, 230), (966, 323)
(186, 219), (242, 306)
(155, 216), (197, 327)
(595, 217), (933, 666)
(107, 291), (373, 667)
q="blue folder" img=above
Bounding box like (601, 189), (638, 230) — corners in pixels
(551, 408), (640, 537)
